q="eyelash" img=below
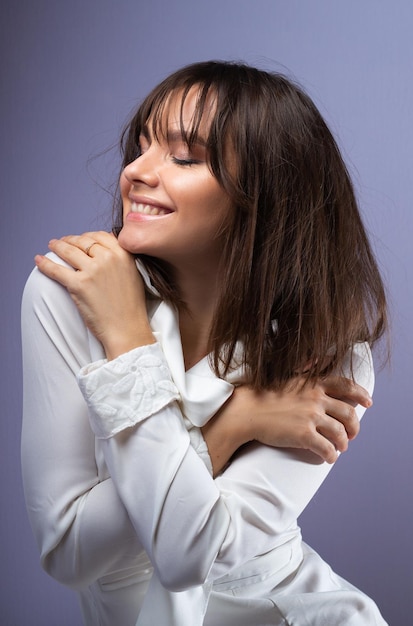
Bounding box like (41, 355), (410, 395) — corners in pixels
(133, 142), (201, 167)
(171, 156), (201, 167)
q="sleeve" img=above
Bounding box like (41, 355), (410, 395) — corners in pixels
(77, 337), (374, 592)
(21, 266), (146, 590)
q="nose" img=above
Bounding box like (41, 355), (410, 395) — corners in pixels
(123, 147), (160, 188)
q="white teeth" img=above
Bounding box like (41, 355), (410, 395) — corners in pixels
(131, 202), (169, 216)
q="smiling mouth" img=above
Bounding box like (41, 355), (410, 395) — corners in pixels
(130, 202), (172, 217)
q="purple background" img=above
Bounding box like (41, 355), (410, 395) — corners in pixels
(1, 1), (411, 624)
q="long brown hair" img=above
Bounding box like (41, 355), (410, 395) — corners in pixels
(113, 60), (387, 389)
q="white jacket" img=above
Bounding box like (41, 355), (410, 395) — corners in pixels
(21, 256), (387, 625)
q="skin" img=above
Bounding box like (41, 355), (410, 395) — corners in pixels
(35, 88), (372, 475)
(117, 89), (233, 369)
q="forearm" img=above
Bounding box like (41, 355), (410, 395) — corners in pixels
(77, 343), (284, 589)
(43, 479), (145, 589)
(76, 340), (374, 590)
(21, 268), (146, 587)
(203, 343), (374, 472)
(201, 394), (251, 476)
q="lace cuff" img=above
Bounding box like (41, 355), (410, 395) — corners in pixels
(77, 343), (180, 439)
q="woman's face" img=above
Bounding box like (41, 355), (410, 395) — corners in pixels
(118, 87), (233, 273)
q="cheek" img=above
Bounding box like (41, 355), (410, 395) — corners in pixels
(186, 175), (231, 212)
(202, 185), (233, 221)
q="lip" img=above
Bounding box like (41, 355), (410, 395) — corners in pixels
(126, 208), (173, 222)
(128, 194), (174, 213)
(125, 195), (175, 223)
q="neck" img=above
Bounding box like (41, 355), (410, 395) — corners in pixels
(172, 264), (221, 370)
(170, 254), (221, 315)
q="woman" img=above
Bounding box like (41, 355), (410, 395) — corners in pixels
(22, 61), (388, 625)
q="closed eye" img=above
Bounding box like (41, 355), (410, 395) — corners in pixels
(171, 156), (202, 166)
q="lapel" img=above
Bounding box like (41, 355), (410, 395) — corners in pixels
(149, 300), (236, 427)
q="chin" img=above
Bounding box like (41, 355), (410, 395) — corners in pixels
(117, 228), (140, 253)
(118, 228), (161, 259)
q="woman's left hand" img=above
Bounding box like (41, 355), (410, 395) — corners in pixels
(202, 375), (370, 476)
(35, 231), (155, 359)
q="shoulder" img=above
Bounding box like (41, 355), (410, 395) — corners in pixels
(22, 253), (77, 320)
(21, 253), (92, 361)
(345, 341), (375, 396)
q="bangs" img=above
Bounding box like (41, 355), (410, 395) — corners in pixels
(121, 61), (250, 191)
(134, 81), (219, 156)
(120, 60), (288, 207)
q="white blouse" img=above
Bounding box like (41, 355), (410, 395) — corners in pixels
(21, 256), (387, 625)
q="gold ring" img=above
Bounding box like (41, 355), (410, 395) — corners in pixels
(85, 242), (98, 256)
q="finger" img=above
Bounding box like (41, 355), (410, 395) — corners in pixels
(59, 235), (101, 257)
(63, 231), (119, 251)
(316, 416), (349, 453)
(61, 232), (125, 261)
(48, 238), (93, 270)
(34, 254), (77, 288)
(340, 380), (373, 409)
(322, 376), (372, 408)
(68, 239), (99, 258)
(304, 430), (339, 464)
(50, 235), (115, 266)
(324, 396), (360, 440)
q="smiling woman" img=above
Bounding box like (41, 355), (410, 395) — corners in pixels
(22, 61), (388, 625)
(118, 88), (233, 273)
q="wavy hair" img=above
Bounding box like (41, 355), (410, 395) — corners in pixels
(113, 60), (387, 389)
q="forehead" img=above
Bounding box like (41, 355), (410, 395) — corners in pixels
(146, 85), (217, 140)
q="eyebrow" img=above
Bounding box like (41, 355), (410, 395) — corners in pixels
(141, 125), (207, 147)
(166, 130), (207, 147)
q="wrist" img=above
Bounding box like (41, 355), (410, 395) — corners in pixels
(229, 386), (260, 444)
(202, 390), (254, 476)
(202, 419), (239, 477)
(102, 324), (156, 360)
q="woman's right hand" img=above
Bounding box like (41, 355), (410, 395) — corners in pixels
(35, 231), (154, 360)
(202, 376), (372, 476)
